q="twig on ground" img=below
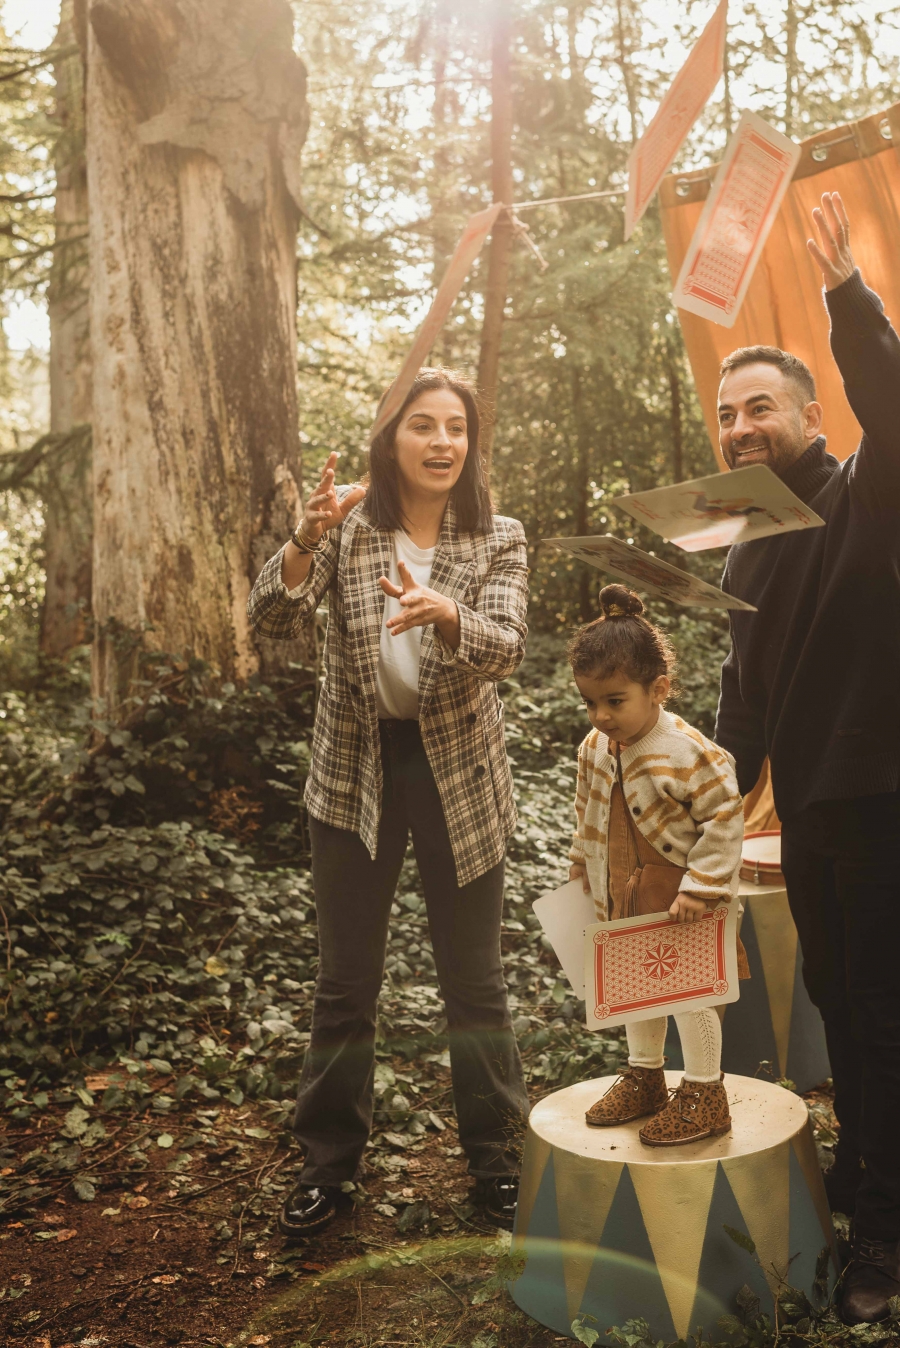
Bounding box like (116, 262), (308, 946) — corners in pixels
(420, 1260), (468, 1309)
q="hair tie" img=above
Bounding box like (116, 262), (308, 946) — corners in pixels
(606, 603), (625, 617)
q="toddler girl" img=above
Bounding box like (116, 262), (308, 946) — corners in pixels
(568, 584), (746, 1145)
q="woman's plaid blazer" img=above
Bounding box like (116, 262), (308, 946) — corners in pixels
(247, 498), (528, 886)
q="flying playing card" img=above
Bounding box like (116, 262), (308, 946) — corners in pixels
(371, 203), (503, 438)
(624, 0), (728, 239)
(545, 534), (756, 610)
(613, 464), (824, 552)
(673, 111), (801, 327)
(584, 903), (740, 1030)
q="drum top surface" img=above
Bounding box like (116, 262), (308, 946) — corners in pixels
(529, 1072), (808, 1165)
(742, 831), (782, 867)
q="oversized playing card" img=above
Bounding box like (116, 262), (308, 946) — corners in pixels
(624, 0), (728, 239)
(544, 533), (756, 609)
(673, 111), (801, 327)
(613, 464), (824, 551)
(584, 903), (740, 1030)
(533, 880), (597, 1000)
(371, 203), (503, 438)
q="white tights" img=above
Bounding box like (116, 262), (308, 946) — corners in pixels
(625, 1008), (721, 1083)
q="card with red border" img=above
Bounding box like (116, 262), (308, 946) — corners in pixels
(613, 463), (824, 552)
(624, 0), (728, 239)
(673, 110), (800, 327)
(583, 902), (739, 1030)
(544, 533), (756, 609)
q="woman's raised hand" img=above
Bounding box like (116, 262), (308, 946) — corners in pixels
(300, 451), (366, 541)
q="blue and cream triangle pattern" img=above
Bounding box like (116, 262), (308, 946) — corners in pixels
(511, 1108), (836, 1342)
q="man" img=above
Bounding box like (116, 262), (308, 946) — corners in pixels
(715, 193), (900, 1327)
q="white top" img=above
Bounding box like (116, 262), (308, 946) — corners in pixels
(374, 530), (436, 721)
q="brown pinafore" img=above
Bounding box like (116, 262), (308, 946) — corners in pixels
(607, 742), (750, 978)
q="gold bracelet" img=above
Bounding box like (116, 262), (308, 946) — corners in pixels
(290, 523), (323, 554)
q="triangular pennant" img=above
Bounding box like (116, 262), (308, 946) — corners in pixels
(747, 891), (797, 1077)
(790, 1130), (837, 1256)
(722, 1141), (791, 1291)
(554, 1152), (624, 1321)
(514, 1130), (552, 1242)
(630, 1160), (719, 1339)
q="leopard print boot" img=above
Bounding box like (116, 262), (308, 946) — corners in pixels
(638, 1074), (731, 1146)
(585, 1065), (668, 1127)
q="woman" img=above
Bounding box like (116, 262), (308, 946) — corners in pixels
(248, 368), (530, 1236)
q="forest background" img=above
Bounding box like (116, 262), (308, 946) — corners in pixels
(1, 1), (899, 1346)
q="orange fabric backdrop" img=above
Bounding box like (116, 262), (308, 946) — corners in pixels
(660, 102), (900, 467)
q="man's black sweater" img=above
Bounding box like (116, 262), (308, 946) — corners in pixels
(715, 269), (900, 818)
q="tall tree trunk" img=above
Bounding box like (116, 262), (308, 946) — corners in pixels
(614, 0), (638, 146)
(41, 0), (92, 660)
(784, 0), (798, 137)
(85, 0), (309, 714)
(571, 367), (594, 623)
(668, 352), (684, 483)
(429, 2), (457, 366)
(476, 0), (513, 475)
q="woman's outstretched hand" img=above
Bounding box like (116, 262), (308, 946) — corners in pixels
(380, 560), (461, 649)
(300, 450), (366, 541)
(807, 192), (856, 291)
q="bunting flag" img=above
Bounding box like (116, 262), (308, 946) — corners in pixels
(370, 203), (503, 439)
(673, 111), (801, 327)
(624, 0), (728, 239)
(660, 100), (900, 465)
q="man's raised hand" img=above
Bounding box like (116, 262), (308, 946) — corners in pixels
(807, 192), (856, 292)
(300, 451), (366, 541)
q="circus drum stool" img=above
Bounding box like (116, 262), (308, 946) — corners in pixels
(511, 1074), (837, 1341)
(665, 834), (831, 1092)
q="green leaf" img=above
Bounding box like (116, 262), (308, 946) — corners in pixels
(243, 1126), (270, 1140)
(73, 1177), (96, 1201)
(724, 1225), (757, 1256)
(156, 1133), (174, 1148)
(123, 775), (145, 794)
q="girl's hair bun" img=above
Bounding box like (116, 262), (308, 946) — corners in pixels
(598, 583), (644, 619)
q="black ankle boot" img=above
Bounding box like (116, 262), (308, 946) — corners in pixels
(840, 1232), (900, 1324)
(474, 1176), (518, 1230)
(278, 1183), (341, 1238)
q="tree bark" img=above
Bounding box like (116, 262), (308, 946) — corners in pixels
(571, 367), (594, 623)
(85, 0), (309, 713)
(668, 352), (684, 483)
(41, 0), (93, 660)
(476, 0), (514, 475)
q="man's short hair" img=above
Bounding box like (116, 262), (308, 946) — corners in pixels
(719, 345), (816, 406)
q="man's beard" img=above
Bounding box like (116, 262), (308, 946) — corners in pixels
(725, 426), (808, 477)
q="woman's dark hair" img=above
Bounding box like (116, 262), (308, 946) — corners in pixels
(567, 584), (677, 689)
(365, 367), (494, 532)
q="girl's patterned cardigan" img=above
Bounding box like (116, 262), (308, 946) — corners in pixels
(569, 708), (745, 922)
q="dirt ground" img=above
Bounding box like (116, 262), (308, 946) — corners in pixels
(1, 1067), (838, 1348)
(0, 1079), (565, 1348)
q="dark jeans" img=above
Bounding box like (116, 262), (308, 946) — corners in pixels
(294, 719), (529, 1186)
(781, 791), (900, 1240)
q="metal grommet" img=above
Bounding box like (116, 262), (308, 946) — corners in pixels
(811, 144), (828, 162)
(675, 178), (693, 198)
(880, 118), (893, 141)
